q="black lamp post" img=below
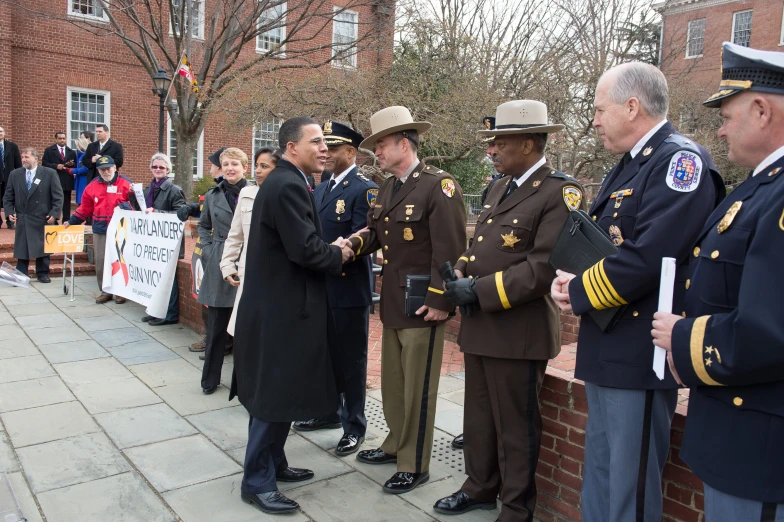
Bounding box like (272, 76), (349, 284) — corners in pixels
(151, 68), (172, 153)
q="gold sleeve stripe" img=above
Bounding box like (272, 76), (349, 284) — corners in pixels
(690, 315), (723, 386)
(458, 256), (469, 263)
(588, 266), (613, 310)
(591, 264), (623, 308)
(596, 259), (627, 306)
(495, 271), (512, 309)
(355, 235), (364, 256)
(428, 286), (444, 295)
(582, 268), (604, 310)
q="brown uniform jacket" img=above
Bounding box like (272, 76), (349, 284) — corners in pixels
(350, 161), (467, 329)
(454, 162), (585, 360)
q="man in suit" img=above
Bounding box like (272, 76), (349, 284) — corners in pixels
(433, 101), (584, 522)
(42, 132), (77, 221)
(0, 126), (22, 229)
(293, 121), (379, 457)
(81, 124), (123, 183)
(3, 147), (63, 283)
(652, 42), (784, 522)
(343, 106), (467, 494)
(550, 62), (724, 522)
(231, 117), (354, 515)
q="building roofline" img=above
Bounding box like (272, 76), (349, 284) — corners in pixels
(653, 0), (742, 15)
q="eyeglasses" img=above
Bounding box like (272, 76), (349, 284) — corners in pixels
(151, 166), (168, 170)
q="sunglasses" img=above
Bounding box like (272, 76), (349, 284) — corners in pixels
(151, 166), (168, 170)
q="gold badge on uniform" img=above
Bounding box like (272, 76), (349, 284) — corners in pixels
(405, 204), (414, 216)
(323, 120), (333, 134)
(562, 186), (582, 211)
(501, 232), (520, 248)
(403, 228), (414, 241)
(441, 179), (455, 198)
(335, 200), (345, 214)
(533, 180), (541, 188)
(609, 225), (624, 246)
(770, 167), (781, 177)
(642, 146), (653, 156)
(717, 201), (742, 234)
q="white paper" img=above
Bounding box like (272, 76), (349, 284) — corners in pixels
(133, 183), (147, 213)
(654, 257), (677, 380)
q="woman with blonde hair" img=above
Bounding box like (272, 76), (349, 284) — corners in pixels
(70, 136), (91, 205)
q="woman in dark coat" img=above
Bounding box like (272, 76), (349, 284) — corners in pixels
(197, 147), (248, 394)
(129, 153), (186, 325)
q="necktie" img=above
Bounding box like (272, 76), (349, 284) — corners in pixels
(0, 142), (4, 171)
(322, 179), (335, 203)
(500, 180), (519, 203)
(26, 170), (33, 190)
(59, 147), (65, 160)
(392, 179), (403, 197)
(620, 152), (632, 170)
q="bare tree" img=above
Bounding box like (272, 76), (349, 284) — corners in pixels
(9, 0), (389, 198)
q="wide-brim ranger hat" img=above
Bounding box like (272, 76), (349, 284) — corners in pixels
(477, 100), (564, 136)
(703, 42), (784, 108)
(95, 155), (116, 169)
(359, 106), (432, 150)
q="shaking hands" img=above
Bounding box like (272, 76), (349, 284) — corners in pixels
(333, 237), (354, 264)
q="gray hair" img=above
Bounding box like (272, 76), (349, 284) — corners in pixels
(149, 152), (172, 172)
(74, 136), (90, 152)
(21, 147), (39, 159)
(605, 62), (669, 119)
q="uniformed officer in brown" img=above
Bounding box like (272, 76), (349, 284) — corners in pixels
(343, 106), (467, 494)
(432, 100), (585, 522)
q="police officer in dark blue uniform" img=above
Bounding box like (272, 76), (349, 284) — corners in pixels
(551, 62), (723, 521)
(293, 121), (379, 457)
(652, 43), (784, 522)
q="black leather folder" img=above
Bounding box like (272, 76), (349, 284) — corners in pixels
(405, 275), (431, 317)
(549, 210), (626, 331)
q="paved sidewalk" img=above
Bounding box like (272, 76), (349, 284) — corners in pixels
(0, 276), (497, 522)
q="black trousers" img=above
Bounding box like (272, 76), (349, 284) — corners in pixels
(62, 190), (72, 221)
(163, 276), (179, 321)
(321, 306), (370, 436)
(242, 416), (290, 494)
(201, 306), (232, 389)
(17, 256), (50, 277)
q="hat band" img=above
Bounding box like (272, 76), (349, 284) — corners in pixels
(723, 67), (784, 91)
(495, 123), (550, 130)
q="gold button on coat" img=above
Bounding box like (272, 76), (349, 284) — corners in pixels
(592, 215), (597, 221)
(383, 246), (388, 250)
(632, 311), (639, 317)
(469, 255), (475, 262)
(711, 250), (719, 259)
(694, 247), (700, 257)
(682, 312), (687, 317)
(685, 279), (691, 289)
(513, 219), (518, 224)
(384, 217), (389, 222)
(468, 275), (474, 279)
(384, 230), (388, 235)
(487, 219), (493, 224)
(383, 259), (388, 265)
(405, 217), (409, 221)
(733, 397), (743, 407)
(477, 236), (483, 242)
(613, 212), (618, 218)
(337, 217), (340, 221)
(341, 273), (346, 276)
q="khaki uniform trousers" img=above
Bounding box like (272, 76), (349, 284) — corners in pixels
(379, 324), (445, 473)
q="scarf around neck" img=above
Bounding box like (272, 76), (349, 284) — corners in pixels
(222, 178), (247, 212)
(146, 177), (167, 208)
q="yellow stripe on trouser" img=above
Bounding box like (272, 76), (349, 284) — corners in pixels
(495, 271), (511, 309)
(690, 315), (723, 386)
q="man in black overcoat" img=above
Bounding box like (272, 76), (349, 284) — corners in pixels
(231, 117), (353, 515)
(42, 132), (77, 220)
(0, 126), (22, 228)
(81, 124), (123, 183)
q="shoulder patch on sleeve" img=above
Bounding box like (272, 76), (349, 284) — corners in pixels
(666, 151), (703, 192)
(441, 179), (455, 198)
(562, 186), (583, 211)
(366, 188), (379, 207)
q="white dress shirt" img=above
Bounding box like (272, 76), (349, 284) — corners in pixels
(753, 144), (784, 176)
(630, 120), (668, 158)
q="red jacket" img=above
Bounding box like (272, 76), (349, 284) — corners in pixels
(69, 175), (133, 234)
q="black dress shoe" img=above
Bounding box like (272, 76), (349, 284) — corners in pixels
(275, 467), (314, 482)
(451, 433), (464, 449)
(433, 490), (497, 514)
(141, 315), (154, 322)
(202, 385), (217, 395)
(241, 490), (299, 514)
(37, 275), (51, 283)
(383, 471), (430, 494)
(293, 418), (342, 431)
(356, 448), (397, 465)
(335, 434), (364, 456)
(148, 318), (178, 326)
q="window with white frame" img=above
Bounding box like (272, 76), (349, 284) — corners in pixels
(686, 19), (706, 58)
(780, 7), (784, 45)
(171, 0), (204, 39)
(67, 87), (110, 148)
(69, 0), (106, 20)
(252, 119), (283, 160)
(732, 10), (752, 47)
(168, 118), (204, 179)
(332, 7), (358, 68)
(257, 2), (287, 54)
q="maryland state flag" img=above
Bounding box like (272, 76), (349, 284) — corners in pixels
(176, 55), (199, 93)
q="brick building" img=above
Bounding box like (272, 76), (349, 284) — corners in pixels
(0, 0), (393, 186)
(656, 0), (784, 87)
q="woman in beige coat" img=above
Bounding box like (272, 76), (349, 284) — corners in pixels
(220, 147), (279, 335)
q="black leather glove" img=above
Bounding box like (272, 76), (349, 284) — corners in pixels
(444, 277), (478, 306)
(177, 202), (199, 222)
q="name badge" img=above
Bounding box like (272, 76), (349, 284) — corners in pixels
(33, 178), (41, 185)
(106, 186), (118, 193)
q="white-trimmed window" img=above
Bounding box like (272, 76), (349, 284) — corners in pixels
(68, 0), (107, 21)
(171, 0), (204, 39)
(780, 7), (784, 45)
(686, 19), (706, 58)
(252, 119), (283, 160)
(67, 87), (110, 148)
(332, 7), (358, 69)
(732, 9), (752, 47)
(168, 118), (204, 179)
(257, 2), (286, 55)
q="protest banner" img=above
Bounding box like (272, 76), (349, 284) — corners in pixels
(103, 209), (184, 318)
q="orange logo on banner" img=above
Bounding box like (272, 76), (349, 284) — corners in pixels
(44, 225), (85, 254)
